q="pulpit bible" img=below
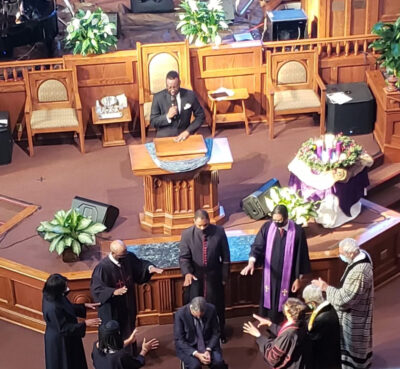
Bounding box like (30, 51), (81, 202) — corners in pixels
(153, 135), (207, 161)
(129, 137), (233, 235)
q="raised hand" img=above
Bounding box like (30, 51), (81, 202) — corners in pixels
(84, 302), (100, 310)
(140, 337), (160, 356)
(243, 321), (261, 338)
(252, 313), (272, 328)
(149, 265), (164, 274)
(240, 261), (255, 276)
(85, 318), (101, 327)
(113, 286), (127, 296)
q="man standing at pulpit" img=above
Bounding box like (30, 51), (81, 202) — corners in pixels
(150, 70), (205, 142)
(90, 240), (163, 352)
(179, 209), (230, 342)
(240, 204), (311, 324)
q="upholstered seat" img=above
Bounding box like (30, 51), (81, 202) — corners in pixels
(266, 49), (326, 139)
(23, 69), (85, 156)
(136, 40), (192, 143)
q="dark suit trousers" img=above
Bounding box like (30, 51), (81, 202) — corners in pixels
(181, 350), (227, 369)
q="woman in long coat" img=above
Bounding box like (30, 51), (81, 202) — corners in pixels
(42, 273), (101, 369)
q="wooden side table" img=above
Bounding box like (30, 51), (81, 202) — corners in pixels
(91, 106), (132, 147)
(208, 88), (250, 137)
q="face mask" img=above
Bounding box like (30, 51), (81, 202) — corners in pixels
(307, 303), (314, 310)
(274, 221), (285, 228)
(339, 254), (350, 264)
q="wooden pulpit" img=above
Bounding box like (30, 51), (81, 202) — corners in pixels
(129, 136), (233, 235)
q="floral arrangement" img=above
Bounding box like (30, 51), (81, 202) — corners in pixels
(65, 8), (117, 56)
(297, 134), (363, 173)
(177, 0), (228, 47)
(264, 187), (318, 226)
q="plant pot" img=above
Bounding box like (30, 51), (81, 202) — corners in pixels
(62, 248), (80, 263)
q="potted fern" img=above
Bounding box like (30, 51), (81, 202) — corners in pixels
(264, 187), (318, 227)
(37, 208), (106, 262)
(65, 8), (117, 56)
(370, 16), (400, 91)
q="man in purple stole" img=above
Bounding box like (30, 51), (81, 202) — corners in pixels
(241, 204), (311, 324)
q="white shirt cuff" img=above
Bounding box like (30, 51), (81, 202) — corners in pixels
(192, 350), (198, 356)
(166, 114), (171, 123)
(249, 257), (256, 263)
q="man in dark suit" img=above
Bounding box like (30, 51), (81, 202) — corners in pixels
(150, 70), (205, 142)
(174, 296), (228, 369)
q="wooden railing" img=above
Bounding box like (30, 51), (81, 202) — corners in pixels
(263, 34), (379, 57)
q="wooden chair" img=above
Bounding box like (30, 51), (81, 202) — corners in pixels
(23, 69), (85, 156)
(136, 40), (192, 143)
(266, 49), (326, 139)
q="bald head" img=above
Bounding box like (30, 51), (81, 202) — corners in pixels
(110, 240), (127, 261)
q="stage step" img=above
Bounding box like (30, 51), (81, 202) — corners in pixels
(367, 163), (400, 209)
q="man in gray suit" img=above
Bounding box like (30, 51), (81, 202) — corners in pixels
(150, 70), (205, 142)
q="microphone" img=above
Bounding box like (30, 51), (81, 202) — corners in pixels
(171, 94), (177, 107)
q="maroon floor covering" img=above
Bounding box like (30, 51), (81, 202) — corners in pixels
(1, 118), (398, 369)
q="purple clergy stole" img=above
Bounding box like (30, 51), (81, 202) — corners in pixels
(263, 220), (296, 311)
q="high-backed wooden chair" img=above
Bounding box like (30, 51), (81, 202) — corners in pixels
(266, 49), (326, 139)
(136, 40), (192, 143)
(23, 69), (85, 156)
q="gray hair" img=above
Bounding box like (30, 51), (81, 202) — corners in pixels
(302, 284), (324, 305)
(189, 296), (206, 313)
(339, 238), (359, 254)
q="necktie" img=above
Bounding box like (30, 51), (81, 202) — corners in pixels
(195, 318), (206, 353)
(202, 234), (208, 297)
(280, 228), (285, 238)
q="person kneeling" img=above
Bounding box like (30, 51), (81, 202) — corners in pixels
(174, 296), (228, 369)
(92, 320), (159, 369)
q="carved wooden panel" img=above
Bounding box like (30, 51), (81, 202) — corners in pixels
(379, 0), (400, 22)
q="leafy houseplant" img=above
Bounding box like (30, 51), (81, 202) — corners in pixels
(65, 8), (117, 56)
(264, 187), (318, 227)
(370, 17), (400, 89)
(177, 0), (228, 47)
(37, 208), (106, 261)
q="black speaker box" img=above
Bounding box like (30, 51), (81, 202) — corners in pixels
(326, 82), (376, 135)
(265, 9), (307, 41)
(0, 112), (12, 165)
(130, 0), (174, 14)
(241, 178), (280, 220)
(71, 196), (119, 231)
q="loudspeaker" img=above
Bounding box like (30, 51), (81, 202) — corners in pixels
(0, 112), (12, 165)
(265, 9), (307, 41)
(71, 196), (119, 231)
(130, 0), (174, 14)
(326, 82), (376, 135)
(241, 178), (280, 220)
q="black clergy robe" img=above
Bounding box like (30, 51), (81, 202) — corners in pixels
(42, 295), (87, 369)
(179, 224), (230, 333)
(250, 221), (311, 323)
(307, 302), (341, 369)
(256, 322), (313, 369)
(90, 253), (153, 342)
(92, 342), (145, 369)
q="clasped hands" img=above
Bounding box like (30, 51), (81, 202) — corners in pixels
(195, 350), (211, 365)
(243, 314), (272, 338)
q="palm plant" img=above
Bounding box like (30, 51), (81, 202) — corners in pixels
(37, 208), (106, 257)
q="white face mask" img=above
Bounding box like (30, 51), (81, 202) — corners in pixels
(339, 254), (350, 264)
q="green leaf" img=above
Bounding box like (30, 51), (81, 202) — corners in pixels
(55, 239), (66, 255)
(83, 223), (106, 234)
(64, 237), (73, 247)
(49, 235), (63, 253)
(78, 232), (94, 244)
(71, 240), (82, 256)
(77, 217), (92, 231)
(43, 232), (60, 241)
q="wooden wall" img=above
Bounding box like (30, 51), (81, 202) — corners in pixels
(302, 0), (400, 38)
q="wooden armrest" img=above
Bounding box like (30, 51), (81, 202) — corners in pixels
(267, 76), (275, 95)
(315, 74), (326, 91)
(24, 95), (32, 114)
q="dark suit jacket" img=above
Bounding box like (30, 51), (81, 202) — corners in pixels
(150, 88), (205, 137)
(174, 303), (221, 360)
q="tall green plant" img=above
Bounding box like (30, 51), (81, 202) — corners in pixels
(370, 17), (400, 87)
(65, 8), (117, 56)
(37, 208), (106, 256)
(177, 0), (228, 46)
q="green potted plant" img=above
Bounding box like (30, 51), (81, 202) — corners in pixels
(177, 0), (228, 47)
(37, 208), (106, 262)
(370, 16), (400, 90)
(264, 187), (318, 227)
(65, 8), (117, 56)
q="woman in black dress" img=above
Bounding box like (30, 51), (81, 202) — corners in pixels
(92, 320), (159, 369)
(42, 273), (101, 369)
(243, 298), (313, 369)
